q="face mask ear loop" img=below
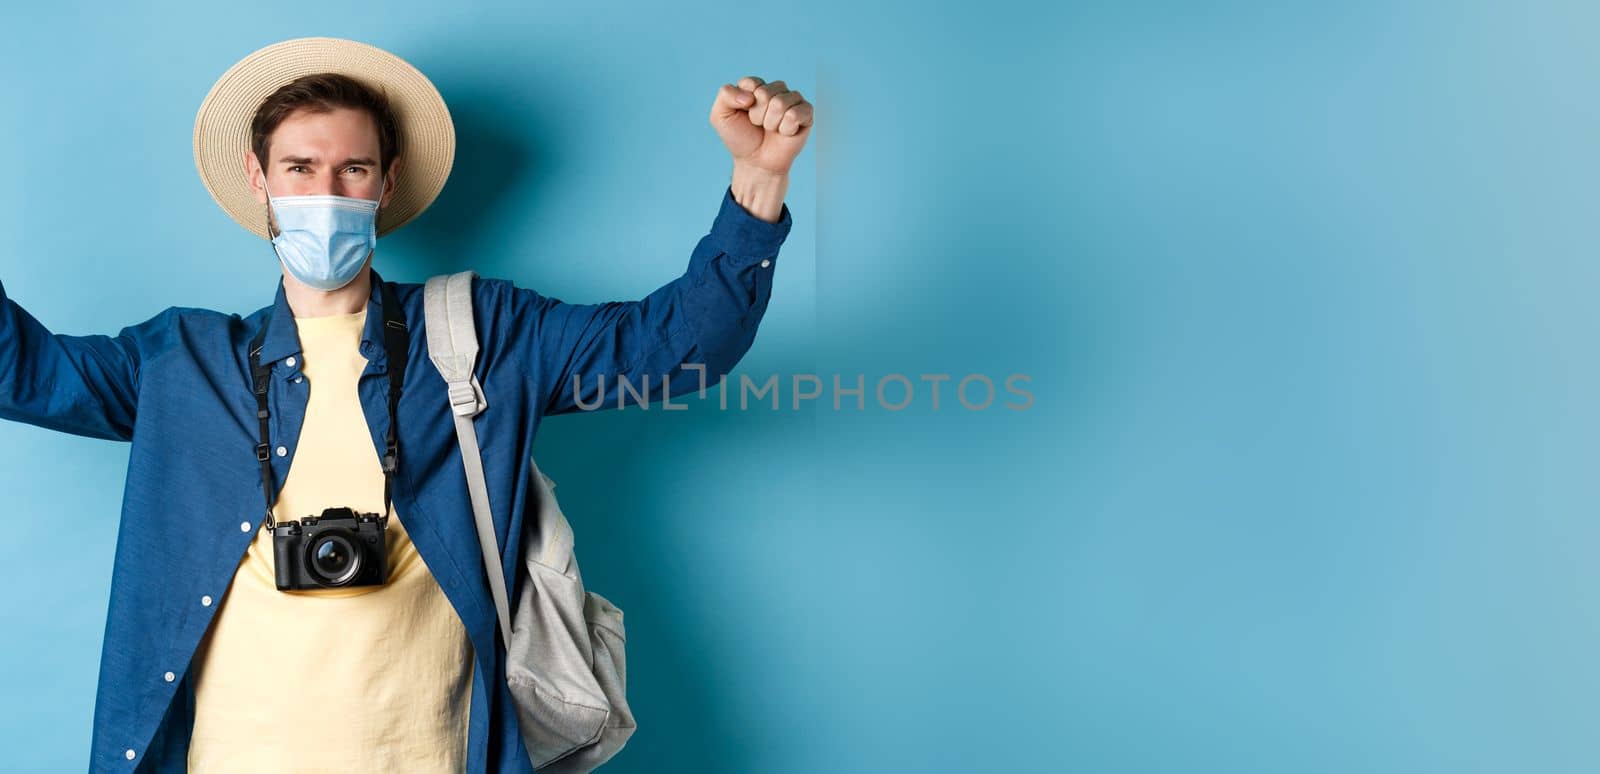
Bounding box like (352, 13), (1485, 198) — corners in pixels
(262, 174), (280, 241)
(263, 175), (287, 271)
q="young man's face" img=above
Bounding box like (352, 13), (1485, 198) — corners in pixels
(244, 106), (402, 234)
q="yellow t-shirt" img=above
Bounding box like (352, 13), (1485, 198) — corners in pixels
(188, 308), (474, 772)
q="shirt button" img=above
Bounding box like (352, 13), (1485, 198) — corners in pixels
(276, 446), (287, 457)
(201, 595), (213, 606)
(125, 749), (135, 760)
(240, 521), (252, 532)
(164, 671), (175, 683)
(760, 259), (771, 268)
(285, 356), (296, 367)
(293, 376), (304, 384)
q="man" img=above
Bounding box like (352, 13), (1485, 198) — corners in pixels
(0, 37), (811, 772)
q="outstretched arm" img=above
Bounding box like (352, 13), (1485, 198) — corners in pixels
(506, 182), (792, 416)
(0, 277), (162, 442)
(507, 74), (813, 416)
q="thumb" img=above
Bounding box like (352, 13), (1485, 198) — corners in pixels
(710, 83), (755, 123)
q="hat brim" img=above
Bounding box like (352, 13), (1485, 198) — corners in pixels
(193, 36), (455, 240)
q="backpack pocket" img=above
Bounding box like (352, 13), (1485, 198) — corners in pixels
(505, 466), (637, 770)
(506, 555), (611, 767)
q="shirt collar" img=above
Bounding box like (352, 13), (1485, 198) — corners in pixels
(255, 273), (389, 370)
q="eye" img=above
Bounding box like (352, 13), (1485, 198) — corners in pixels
(344, 166), (369, 175)
(288, 165), (309, 173)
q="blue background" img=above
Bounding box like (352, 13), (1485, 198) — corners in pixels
(3, 1), (1597, 771)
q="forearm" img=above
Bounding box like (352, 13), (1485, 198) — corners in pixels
(525, 185), (793, 415)
(0, 277), (147, 441)
(729, 163), (790, 223)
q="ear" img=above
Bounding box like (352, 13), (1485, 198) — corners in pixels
(380, 155), (402, 209)
(245, 150), (267, 205)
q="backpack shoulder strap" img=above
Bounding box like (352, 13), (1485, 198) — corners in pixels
(424, 271), (515, 647)
(424, 271), (488, 417)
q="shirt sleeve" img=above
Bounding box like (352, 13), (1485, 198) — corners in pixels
(0, 276), (165, 442)
(502, 184), (793, 417)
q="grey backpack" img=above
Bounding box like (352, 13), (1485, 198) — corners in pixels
(423, 270), (637, 771)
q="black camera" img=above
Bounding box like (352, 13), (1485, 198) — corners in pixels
(273, 507), (389, 590)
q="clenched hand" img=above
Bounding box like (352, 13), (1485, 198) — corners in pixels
(711, 76), (814, 177)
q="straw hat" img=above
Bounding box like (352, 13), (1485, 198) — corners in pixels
(193, 37), (455, 240)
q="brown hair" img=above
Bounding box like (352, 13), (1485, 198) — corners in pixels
(249, 73), (401, 177)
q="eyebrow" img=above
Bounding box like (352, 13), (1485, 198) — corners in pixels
(276, 155), (378, 167)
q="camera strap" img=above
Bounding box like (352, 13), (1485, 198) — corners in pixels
(247, 268), (409, 533)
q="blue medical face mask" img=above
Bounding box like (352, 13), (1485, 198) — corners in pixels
(264, 179), (381, 292)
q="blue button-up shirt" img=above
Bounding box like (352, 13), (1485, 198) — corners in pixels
(0, 186), (792, 772)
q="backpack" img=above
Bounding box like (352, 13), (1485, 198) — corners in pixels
(423, 270), (637, 771)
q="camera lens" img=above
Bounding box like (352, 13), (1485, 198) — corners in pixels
(306, 530), (362, 587)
